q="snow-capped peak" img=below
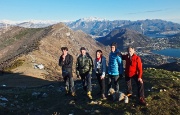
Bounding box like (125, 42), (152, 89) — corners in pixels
(0, 19), (60, 25)
(20, 20), (60, 24)
(0, 20), (20, 25)
(80, 17), (107, 22)
(0, 19), (61, 28)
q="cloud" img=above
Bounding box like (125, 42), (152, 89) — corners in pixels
(127, 8), (169, 15)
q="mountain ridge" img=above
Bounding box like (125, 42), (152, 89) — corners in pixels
(96, 27), (153, 50)
(66, 18), (180, 37)
(0, 23), (109, 80)
(1, 18), (180, 38)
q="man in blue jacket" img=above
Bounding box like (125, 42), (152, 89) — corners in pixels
(108, 42), (123, 93)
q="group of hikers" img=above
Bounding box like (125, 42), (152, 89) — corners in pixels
(59, 42), (147, 106)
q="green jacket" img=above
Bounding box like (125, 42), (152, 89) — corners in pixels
(76, 53), (93, 75)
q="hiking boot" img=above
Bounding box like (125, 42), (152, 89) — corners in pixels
(139, 97), (148, 106)
(65, 86), (69, 93)
(127, 93), (132, 97)
(101, 94), (107, 100)
(87, 91), (93, 99)
(71, 92), (76, 97)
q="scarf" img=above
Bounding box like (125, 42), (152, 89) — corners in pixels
(96, 56), (102, 62)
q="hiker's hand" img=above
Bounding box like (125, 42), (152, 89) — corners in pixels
(138, 78), (143, 84)
(62, 55), (66, 61)
(100, 75), (105, 80)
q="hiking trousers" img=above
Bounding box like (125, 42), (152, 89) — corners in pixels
(80, 72), (92, 92)
(63, 72), (75, 93)
(108, 75), (120, 92)
(96, 73), (106, 94)
(125, 74), (144, 98)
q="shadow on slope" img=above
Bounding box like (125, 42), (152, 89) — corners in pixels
(0, 71), (58, 88)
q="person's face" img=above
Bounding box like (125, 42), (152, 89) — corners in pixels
(111, 46), (116, 52)
(62, 50), (68, 55)
(96, 52), (101, 58)
(128, 48), (135, 56)
(80, 50), (86, 55)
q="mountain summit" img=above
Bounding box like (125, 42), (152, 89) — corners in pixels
(96, 28), (153, 50)
(78, 17), (107, 22)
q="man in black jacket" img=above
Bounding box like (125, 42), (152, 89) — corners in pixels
(59, 47), (75, 96)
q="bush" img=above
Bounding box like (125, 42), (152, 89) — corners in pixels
(3, 59), (24, 72)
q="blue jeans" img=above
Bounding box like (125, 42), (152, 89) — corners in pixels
(80, 72), (92, 92)
(108, 75), (120, 92)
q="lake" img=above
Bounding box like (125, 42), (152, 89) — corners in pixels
(152, 48), (180, 58)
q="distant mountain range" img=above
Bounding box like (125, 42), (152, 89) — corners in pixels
(66, 18), (180, 37)
(0, 20), (58, 28)
(1, 18), (180, 38)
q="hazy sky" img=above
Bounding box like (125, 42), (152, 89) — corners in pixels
(0, 0), (180, 23)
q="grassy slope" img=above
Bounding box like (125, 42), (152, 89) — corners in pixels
(0, 68), (179, 115)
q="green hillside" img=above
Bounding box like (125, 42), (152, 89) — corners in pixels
(0, 68), (179, 115)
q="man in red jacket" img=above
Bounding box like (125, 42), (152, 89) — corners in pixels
(122, 46), (147, 106)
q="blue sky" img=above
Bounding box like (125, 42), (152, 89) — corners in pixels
(0, 0), (180, 23)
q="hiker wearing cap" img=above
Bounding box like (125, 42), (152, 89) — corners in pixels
(121, 46), (147, 106)
(107, 42), (123, 93)
(59, 47), (75, 96)
(76, 47), (93, 99)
